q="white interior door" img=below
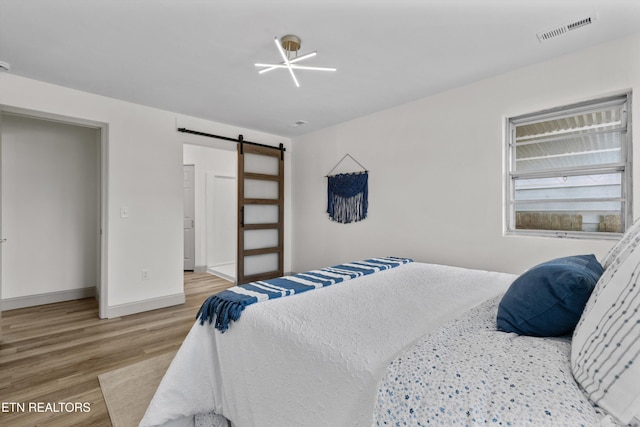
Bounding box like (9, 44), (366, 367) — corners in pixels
(183, 165), (196, 270)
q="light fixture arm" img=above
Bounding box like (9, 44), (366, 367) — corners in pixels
(255, 63), (337, 72)
(255, 35), (336, 87)
(257, 51), (318, 74)
(274, 37), (300, 87)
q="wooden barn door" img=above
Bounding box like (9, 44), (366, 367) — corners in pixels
(237, 142), (284, 285)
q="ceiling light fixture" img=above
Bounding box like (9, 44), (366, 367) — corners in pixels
(0, 60), (11, 72)
(255, 35), (336, 87)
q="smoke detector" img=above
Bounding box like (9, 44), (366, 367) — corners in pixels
(289, 120), (308, 128)
(537, 15), (597, 42)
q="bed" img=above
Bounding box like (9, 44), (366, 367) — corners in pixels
(140, 260), (516, 427)
(141, 241), (640, 426)
(373, 237), (640, 426)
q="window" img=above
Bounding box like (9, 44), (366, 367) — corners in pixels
(506, 93), (632, 238)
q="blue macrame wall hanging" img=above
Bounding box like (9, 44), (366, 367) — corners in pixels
(326, 154), (369, 224)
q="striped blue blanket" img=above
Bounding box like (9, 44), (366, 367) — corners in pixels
(197, 257), (413, 332)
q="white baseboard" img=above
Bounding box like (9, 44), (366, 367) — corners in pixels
(2, 287), (96, 311)
(193, 265), (207, 273)
(210, 260), (234, 268)
(105, 292), (185, 318)
(206, 268), (235, 283)
(207, 263), (236, 283)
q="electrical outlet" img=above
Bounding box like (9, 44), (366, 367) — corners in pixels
(142, 269), (150, 280)
(120, 207), (129, 218)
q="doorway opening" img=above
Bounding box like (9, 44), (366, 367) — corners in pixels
(0, 107), (108, 318)
(182, 143), (237, 283)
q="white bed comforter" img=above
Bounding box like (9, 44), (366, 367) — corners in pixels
(140, 262), (516, 427)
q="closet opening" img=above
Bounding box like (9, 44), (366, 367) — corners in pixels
(0, 107), (108, 319)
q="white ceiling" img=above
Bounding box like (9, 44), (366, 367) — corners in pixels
(1, 0), (639, 138)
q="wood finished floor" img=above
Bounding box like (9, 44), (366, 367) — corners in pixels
(0, 272), (233, 427)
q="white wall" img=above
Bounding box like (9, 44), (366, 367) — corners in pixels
(182, 144), (236, 270)
(291, 33), (640, 275)
(0, 74), (291, 317)
(205, 174), (236, 269)
(1, 114), (99, 299)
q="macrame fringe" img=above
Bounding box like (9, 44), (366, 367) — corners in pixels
(328, 192), (367, 224)
(196, 295), (245, 333)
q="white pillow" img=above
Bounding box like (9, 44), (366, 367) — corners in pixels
(600, 216), (640, 269)
(571, 236), (640, 424)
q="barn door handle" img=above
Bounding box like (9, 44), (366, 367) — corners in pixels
(241, 207), (245, 228)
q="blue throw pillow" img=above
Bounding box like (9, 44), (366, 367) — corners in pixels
(497, 255), (604, 337)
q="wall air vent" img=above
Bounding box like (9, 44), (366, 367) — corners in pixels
(537, 15), (597, 42)
(567, 17), (593, 31)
